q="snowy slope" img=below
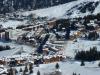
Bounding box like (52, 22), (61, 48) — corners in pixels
(0, 42), (34, 57)
(0, 20), (27, 28)
(64, 38), (100, 58)
(0, 0), (76, 14)
(1, 0), (100, 28)
(22, 0), (100, 18)
(94, 2), (100, 14)
(30, 61), (100, 75)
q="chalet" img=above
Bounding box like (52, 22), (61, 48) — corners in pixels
(43, 55), (65, 64)
(0, 55), (31, 66)
(48, 19), (57, 29)
(22, 27), (33, 31)
(8, 58), (27, 67)
(7, 29), (27, 41)
(0, 60), (6, 65)
(44, 43), (64, 54)
(32, 24), (44, 31)
(48, 33), (57, 42)
(43, 48), (49, 55)
(52, 41), (65, 44)
(35, 28), (46, 37)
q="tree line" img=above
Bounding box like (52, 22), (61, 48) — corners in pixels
(75, 46), (100, 61)
(0, 45), (11, 51)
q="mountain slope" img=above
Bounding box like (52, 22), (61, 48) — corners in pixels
(64, 0), (100, 18)
(22, 0), (100, 18)
(0, 0), (76, 14)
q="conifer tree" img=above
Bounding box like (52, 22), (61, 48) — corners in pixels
(55, 63), (60, 70)
(24, 65), (28, 72)
(9, 68), (14, 75)
(80, 60), (85, 66)
(98, 62), (100, 67)
(20, 68), (23, 72)
(37, 70), (40, 75)
(29, 63), (33, 74)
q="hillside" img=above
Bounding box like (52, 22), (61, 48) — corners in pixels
(22, 0), (100, 18)
(0, 0), (100, 75)
(0, 0), (76, 14)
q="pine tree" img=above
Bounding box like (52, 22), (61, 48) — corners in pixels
(9, 68), (14, 75)
(20, 68), (23, 72)
(29, 63), (33, 74)
(37, 70), (40, 75)
(24, 65), (28, 72)
(15, 68), (18, 74)
(98, 62), (100, 67)
(55, 63), (60, 69)
(72, 72), (77, 75)
(80, 61), (85, 66)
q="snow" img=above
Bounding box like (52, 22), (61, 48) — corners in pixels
(94, 2), (100, 14)
(0, 0), (99, 29)
(0, 20), (27, 29)
(3, 59), (100, 75)
(0, 0), (100, 75)
(0, 65), (7, 74)
(0, 41), (34, 57)
(22, 0), (77, 18)
(64, 39), (100, 57)
(22, 0), (100, 18)
(8, 29), (27, 40)
(29, 61), (100, 75)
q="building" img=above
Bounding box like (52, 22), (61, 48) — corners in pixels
(48, 19), (57, 29)
(0, 31), (10, 41)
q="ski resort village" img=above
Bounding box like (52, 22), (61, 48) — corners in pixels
(0, 0), (100, 75)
